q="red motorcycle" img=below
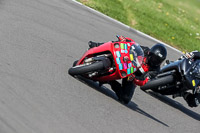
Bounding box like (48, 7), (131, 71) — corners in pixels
(68, 36), (144, 83)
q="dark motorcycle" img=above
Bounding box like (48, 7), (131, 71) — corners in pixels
(141, 54), (200, 100)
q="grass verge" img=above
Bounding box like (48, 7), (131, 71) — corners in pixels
(78, 0), (200, 52)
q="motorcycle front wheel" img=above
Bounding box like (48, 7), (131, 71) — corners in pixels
(141, 75), (174, 91)
(68, 61), (105, 76)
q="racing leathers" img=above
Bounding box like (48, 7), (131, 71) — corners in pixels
(183, 51), (200, 107)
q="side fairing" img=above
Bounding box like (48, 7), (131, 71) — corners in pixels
(160, 60), (182, 73)
(180, 59), (193, 75)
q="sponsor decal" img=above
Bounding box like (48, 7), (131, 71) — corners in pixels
(128, 63), (132, 68)
(192, 80), (196, 86)
(120, 43), (125, 49)
(116, 51), (121, 57)
(127, 68), (131, 74)
(116, 58), (121, 64)
(131, 67), (134, 73)
(123, 63), (128, 69)
(119, 63), (123, 70)
(130, 54), (134, 61)
(125, 44), (128, 49)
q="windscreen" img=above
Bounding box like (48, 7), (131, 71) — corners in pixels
(192, 62), (200, 79)
(129, 43), (144, 68)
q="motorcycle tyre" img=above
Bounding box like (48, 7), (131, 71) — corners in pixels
(141, 75), (174, 91)
(73, 60), (78, 67)
(68, 61), (104, 76)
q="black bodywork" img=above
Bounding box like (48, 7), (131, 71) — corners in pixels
(142, 57), (200, 97)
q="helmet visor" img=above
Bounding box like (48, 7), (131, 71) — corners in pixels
(148, 54), (163, 66)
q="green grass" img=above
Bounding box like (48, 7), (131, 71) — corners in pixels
(78, 0), (200, 52)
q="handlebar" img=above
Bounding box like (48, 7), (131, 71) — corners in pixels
(116, 35), (126, 42)
(180, 53), (195, 63)
(116, 35), (120, 39)
(182, 54), (188, 59)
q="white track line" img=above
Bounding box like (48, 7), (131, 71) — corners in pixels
(72, 0), (182, 53)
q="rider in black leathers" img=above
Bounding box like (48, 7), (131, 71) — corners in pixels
(183, 51), (200, 107)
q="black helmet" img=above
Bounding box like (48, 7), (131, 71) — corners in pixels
(147, 43), (167, 67)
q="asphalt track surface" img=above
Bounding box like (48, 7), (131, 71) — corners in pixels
(0, 0), (199, 133)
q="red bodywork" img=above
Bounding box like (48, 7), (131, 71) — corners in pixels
(76, 39), (141, 82)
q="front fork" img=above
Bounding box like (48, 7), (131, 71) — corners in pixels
(84, 54), (112, 77)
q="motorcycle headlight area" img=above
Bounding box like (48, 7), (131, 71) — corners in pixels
(114, 43), (138, 75)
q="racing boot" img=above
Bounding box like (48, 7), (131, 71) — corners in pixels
(109, 80), (123, 102)
(109, 78), (135, 104)
(183, 92), (200, 107)
(88, 41), (103, 49)
(120, 78), (136, 104)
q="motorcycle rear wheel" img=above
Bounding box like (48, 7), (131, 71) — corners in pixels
(141, 75), (174, 91)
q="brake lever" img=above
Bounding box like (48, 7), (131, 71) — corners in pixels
(181, 54), (188, 59)
(116, 35), (120, 40)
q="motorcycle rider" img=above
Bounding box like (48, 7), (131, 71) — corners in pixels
(182, 51), (200, 107)
(88, 36), (167, 104)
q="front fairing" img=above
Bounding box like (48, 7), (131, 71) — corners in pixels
(160, 58), (192, 76)
(76, 40), (144, 81)
(160, 59), (182, 73)
(184, 60), (200, 91)
(113, 42), (144, 78)
(77, 41), (113, 65)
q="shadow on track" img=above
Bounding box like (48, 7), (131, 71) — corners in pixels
(145, 91), (200, 121)
(74, 75), (169, 127)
